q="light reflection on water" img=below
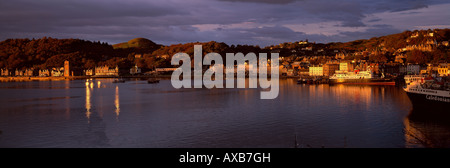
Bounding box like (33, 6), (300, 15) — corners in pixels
(0, 78), (448, 148)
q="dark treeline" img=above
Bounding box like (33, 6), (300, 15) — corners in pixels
(0, 37), (118, 69)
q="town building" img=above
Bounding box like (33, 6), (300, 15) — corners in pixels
(95, 66), (119, 76)
(406, 64), (421, 75)
(39, 69), (50, 77)
(323, 63), (339, 77)
(405, 44), (433, 52)
(400, 65), (407, 74)
(130, 65), (142, 75)
(156, 55), (170, 60)
(335, 53), (346, 59)
(298, 68), (309, 76)
(24, 68), (37, 77)
(437, 63), (449, 76)
(1, 69), (11, 76)
(12, 68), (37, 77)
(382, 64), (400, 76)
(291, 62), (301, 69)
(339, 62), (348, 72)
(309, 66), (323, 76)
(64, 60), (70, 77)
(442, 41), (449, 47)
(51, 67), (64, 77)
(84, 69), (94, 76)
(14, 69), (21, 76)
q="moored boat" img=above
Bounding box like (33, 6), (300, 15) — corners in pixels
(403, 76), (450, 113)
(329, 70), (395, 85)
(113, 78), (126, 83)
(148, 79), (160, 84)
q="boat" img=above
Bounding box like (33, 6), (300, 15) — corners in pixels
(297, 78), (307, 84)
(404, 74), (428, 84)
(147, 79), (160, 84)
(112, 78), (126, 83)
(329, 70), (395, 85)
(403, 76), (450, 112)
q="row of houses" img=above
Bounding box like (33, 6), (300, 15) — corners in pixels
(1, 61), (121, 77)
(0, 68), (66, 77)
(280, 59), (450, 77)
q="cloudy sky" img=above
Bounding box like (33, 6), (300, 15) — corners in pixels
(0, 0), (449, 46)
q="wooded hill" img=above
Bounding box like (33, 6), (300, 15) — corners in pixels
(1, 29), (449, 70)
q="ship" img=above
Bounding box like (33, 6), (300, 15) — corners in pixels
(329, 70), (395, 85)
(403, 75), (450, 112)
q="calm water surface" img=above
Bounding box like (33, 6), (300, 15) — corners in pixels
(0, 79), (448, 148)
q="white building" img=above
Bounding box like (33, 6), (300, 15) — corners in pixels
(130, 65), (142, 75)
(406, 64), (421, 75)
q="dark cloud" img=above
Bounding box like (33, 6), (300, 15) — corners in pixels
(367, 18), (382, 23)
(217, 0), (298, 4)
(338, 24), (401, 41)
(0, 0), (448, 46)
(361, 0), (431, 13)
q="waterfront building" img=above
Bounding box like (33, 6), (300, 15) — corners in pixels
(339, 62), (348, 72)
(309, 66), (323, 76)
(298, 68), (309, 76)
(323, 63), (339, 77)
(39, 69), (50, 77)
(420, 69), (428, 75)
(400, 65), (407, 74)
(24, 68), (37, 77)
(287, 69), (294, 76)
(15, 69), (24, 76)
(64, 60), (70, 77)
(51, 67), (64, 77)
(1, 69), (11, 76)
(407, 64), (421, 75)
(382, 64), (400, 76)
(130, 65), (142, 75)
(95, 66), (119, 76)
(84, 69), (94, 76)
(437, 63), (449, 76)
(291, 62), (301, 69)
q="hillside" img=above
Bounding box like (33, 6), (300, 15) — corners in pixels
(113, 38), (160, 50)
(266, 29), (450, 63)
(1, 29), (449, 71)
(0, 37), (120, 69)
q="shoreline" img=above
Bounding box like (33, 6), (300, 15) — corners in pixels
(1, 75), (296, 82)
(0, 76), (89, 82)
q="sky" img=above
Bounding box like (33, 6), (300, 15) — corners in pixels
(0, 0), (449, 47)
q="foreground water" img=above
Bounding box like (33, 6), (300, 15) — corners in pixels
(0, 78), (448, 148)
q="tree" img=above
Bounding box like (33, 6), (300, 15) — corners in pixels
(407, 50), (428, 64)
(370, 53), (388, 63)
